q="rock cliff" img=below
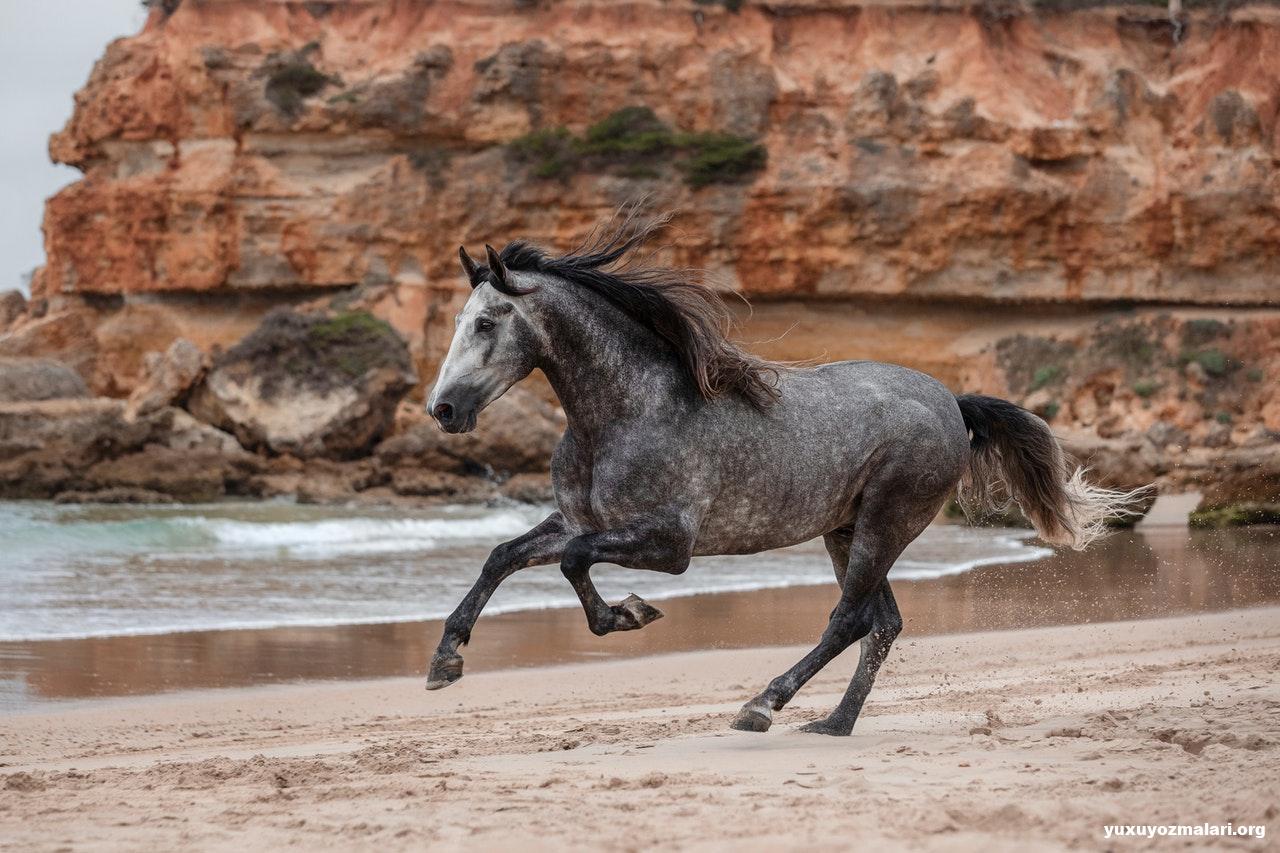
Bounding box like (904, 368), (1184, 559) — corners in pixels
(5, 0), (1280, 506)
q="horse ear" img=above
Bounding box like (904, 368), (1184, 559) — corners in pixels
(484, 245), (509, 290)
(459, 246), (483, 288)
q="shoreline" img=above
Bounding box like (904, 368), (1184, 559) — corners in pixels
(4, 524), (1277, 713)
(3, 607), (1277, 849)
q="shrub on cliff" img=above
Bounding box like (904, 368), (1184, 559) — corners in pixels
(694, 0), (744, 11)
(676, 132), (769, 187)
(508, 106), (767, 188)
(509, 127), (579, 179)
(264, 49), (340, 116)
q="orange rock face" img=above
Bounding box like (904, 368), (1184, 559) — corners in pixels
(15, 0), (1280, 471)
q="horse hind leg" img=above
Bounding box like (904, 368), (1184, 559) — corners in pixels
(798, 581), (902, 736)
(729, 523), (901, 733)
(730, 472), (935, 734)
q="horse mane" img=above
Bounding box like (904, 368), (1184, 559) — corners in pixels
(495, 212), (782, 410)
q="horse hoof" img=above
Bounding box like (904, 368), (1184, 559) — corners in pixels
(615, 594), (664, 630)
(797, 717), (853, 737)
(425, 655), (463, 691)
(730, 701), (773, 733)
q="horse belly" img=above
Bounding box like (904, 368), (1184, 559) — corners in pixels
(692, 477), (856, 556)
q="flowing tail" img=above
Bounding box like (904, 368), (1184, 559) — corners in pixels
(954, 394), (1151, 550)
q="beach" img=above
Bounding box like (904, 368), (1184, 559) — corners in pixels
(2, 606), (1277, 851)
(2, 507), (1278, 849)
(1, 510), (1277, 709)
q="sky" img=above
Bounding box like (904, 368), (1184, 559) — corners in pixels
(0, 0), (147, 295)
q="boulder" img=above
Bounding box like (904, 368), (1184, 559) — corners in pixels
(126, 338), (206, 419)
(0, 398), (151, 466)
(89, 302), (185, 397)
(81, 446), (241, 503)
(0, 398), (253, 501)
(376, 386), (564, 476)
(157, 408), (247, 456)
(0, 357), (90, 402)
(188, 309), (417, 459)
(0, 290), (25, 331)
(1195, 446), (1280, 508)
(388, 467), (491, 500)
(0, 301), (100, 387)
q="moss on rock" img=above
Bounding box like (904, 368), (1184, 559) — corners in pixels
(1189, 503), (1280, 528)
(217, 309), (412, 400)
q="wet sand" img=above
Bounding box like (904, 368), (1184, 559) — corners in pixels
(3, 525), (1277, 710)
(3, 606), (1276, 851)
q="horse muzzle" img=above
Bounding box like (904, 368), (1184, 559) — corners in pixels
(429, 397), (479, 433)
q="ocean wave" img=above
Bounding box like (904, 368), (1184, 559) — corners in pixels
(0, 499), (1055, 642)
(173, 513), (536, 559)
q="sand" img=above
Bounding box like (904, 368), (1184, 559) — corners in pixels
(2, 607), (1277, 851)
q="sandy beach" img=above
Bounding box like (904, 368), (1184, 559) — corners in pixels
(3, 606), (1276, 851)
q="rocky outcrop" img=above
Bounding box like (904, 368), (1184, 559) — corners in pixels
(187, 309), (417, 458)
(3, 0), (1279, 509)
(0, 358), (89, 402)
(1188, 445), (1280, 527)
(0, 292), (25, 332)
(0, 399), (255, 501)
(375, 387), (564, 478)
(957, 311), (1280, 493)
(125, 338), (205, 418)
(10, 0), (1279, 394)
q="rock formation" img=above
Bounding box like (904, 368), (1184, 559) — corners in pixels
(0, 357), (89, 402)
(186, 309), (416, 458)
(1, 0), (1278, 511)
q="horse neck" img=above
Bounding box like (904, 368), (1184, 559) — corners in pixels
(535, 285), (688, 438)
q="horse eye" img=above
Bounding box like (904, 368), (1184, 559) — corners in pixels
(475, 317), (495, 333)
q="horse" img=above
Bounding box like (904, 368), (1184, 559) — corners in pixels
(422, 213), (1143, 736)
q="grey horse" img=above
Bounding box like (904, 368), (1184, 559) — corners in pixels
(424, 214), (1142, 736)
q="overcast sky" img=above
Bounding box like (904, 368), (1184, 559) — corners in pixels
(0, 0), (146, 295)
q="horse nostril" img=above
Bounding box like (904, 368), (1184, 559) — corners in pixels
(432, 402), (454, 423)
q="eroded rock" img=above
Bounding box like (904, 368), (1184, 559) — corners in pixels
(0, 357), (89, 402)
(376, 387), (564, 476)
(188, 310), (417, 459)
(126, 338), (206, 419)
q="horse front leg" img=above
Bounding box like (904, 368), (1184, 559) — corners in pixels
(559, 525), (693, 636)
(426, 512), (570, 690)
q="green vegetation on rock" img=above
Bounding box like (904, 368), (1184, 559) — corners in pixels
(1189, 503), (1280, 528)
(1029, 364), (1064, 392)
(265, 56), (338, 115)
(677, 132), (770, 188)
(694, 0), (744, 11)
(1132, 379), (1161, 398)
(508, 106), (767, 188)
(219, 309), (412, 399)
(509, 127), (579, 179)
(1179, 348), (1231, 377)
(1181, 318), (1230, 347)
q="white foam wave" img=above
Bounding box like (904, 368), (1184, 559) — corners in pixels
(176, 513), (534, 559)
(0, 497), (1056, 642)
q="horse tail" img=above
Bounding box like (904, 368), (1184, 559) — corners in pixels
(954, 394), (1150, 550)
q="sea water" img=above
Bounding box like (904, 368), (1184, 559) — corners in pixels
(0, 500), (1050, 642)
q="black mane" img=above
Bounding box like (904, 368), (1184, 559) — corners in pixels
(490, 214), (780, 410)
